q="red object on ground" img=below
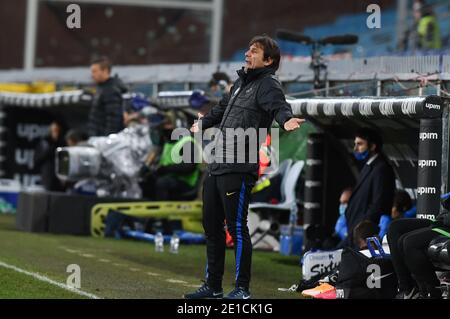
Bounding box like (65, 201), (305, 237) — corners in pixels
(226, 228), (234, 248)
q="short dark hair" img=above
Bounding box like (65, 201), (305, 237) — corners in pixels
(353, 220), (379, 248)
(209, 72), (230, 87)
(355, 127), (383, 152)
(91, 56), (112, 73)
(65, 129), (88, 143)
(393, 190), (412, 214)
(249, 35), (281, 71)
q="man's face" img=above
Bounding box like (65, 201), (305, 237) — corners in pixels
(244, 43), (272, 70)
(354, 137), (370, 153)
(50, 123), (60, 141)
(90, 64), (109, 84)
(339, 190), (352, 204)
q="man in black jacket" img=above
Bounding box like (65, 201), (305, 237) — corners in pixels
(343, 128), (396, 248)
(184, 35), (304, 299)
(88, 57), (128, 137)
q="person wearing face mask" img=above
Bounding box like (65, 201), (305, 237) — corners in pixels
(334, 188), (352, 242)
(343, 128), (395, 249)
(321, 187), (352, 250)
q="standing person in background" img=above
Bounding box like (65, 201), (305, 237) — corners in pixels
(35, 121), (66, 191)
(343, 128), (395, 248)
(88, 56), (128, 137)
(414, 0), (441, 50)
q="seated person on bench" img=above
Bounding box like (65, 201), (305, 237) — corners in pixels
(387, 209), (450, 299)
(141, 112), (201, 201)
(379, 190), (415, 240)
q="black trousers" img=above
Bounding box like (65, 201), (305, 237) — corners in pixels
(202, 173), (256, 291)
(387, 218), (441, 293)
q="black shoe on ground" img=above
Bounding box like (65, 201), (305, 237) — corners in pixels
(395, 286), (420, 299)
(183, 283), (223, 299)
(224, 287), (251, 299)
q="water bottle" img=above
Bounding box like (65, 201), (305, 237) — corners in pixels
(154, 232), (164, 252)
(170, 233), (180, 254)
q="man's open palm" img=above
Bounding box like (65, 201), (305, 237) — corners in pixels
(284, 118), (306, 131)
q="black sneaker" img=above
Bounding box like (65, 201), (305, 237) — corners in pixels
(395, 286), (420, 299)
(183, 283), (223, 299)
(224, 287), (251, 299)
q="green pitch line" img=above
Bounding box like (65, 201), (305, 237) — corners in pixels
(0, 215), (300, 299)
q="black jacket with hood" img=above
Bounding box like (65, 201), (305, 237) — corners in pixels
(88, 76), (128, 137)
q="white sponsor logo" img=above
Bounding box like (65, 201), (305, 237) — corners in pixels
(323, 103), (336, 116)
(15, 149), (34, 169)
(304, 202), (321, 209)
(17, 123), (49, 142)
(341, 102), (354, 117)
(306, 101), (319, 116)
(379, 100), (395, 116)
(305, 181), (322, 187)
(419, 132), (438, 141)
(336, 289), (345, 299)
(417, 214), (436, 221)
(306, 159), (322, 166)
(417, 187), (436, 195)
(401, 100), (417, 115)
(359, 101), (373, 116)
(418, 159), (438, 168)
(425, 103), (440, 110)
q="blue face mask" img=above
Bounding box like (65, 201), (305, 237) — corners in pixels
(353, 150), (369, 161)
(339, 204), (348, 215)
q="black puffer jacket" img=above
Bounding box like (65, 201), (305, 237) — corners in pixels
(200, 67), (293, 177)
(88, 76), (128, 137)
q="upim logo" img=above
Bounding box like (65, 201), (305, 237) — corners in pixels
(417, 214), (436, 221)
(425, 103), (440, 110)
(17, 124), (49, 142)
(15, 149), (34, 169)
(419, 132), (438, 141)
(418, 159), (438, 168)
(417, 187), (436, 195)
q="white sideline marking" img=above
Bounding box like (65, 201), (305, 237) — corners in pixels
(166, 279), (188, 284)
(146, 272), (161, 277)
(129, 268), (141, 272)
(0, 261), (101, 299)
(98, 259), (110, 263)
(184, 284), (202, 288)
(65, 249), (81, 254)
(80, 254), (95, 258)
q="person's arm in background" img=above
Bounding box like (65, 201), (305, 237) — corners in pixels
(257, 77), (304, 131)
(364, 164), (395, 223)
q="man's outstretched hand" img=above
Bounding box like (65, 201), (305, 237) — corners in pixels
(284, 118), (306, 131)
(190, 112), (204, 133)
